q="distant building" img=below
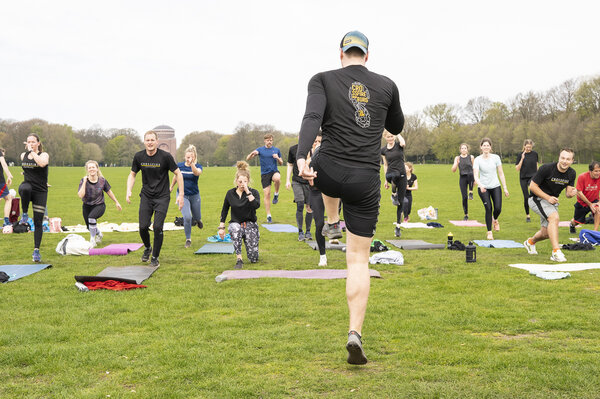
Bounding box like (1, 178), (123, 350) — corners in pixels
(153, 125), (177, 161)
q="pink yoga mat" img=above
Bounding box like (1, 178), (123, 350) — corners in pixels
(558, 221), (572, 227)
(216, 269), (381, 281)
(89, 243), (144, 256)
(449, 220), (486, 227)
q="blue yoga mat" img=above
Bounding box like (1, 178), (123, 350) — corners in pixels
(0, 264), (52, 282)
(261, 224), (298, 233)
(473, 240), (525, 248)
(195, 243), (235, 254)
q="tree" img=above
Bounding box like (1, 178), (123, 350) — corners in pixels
(104, 135), (142, 166)
(178, 130), (221, 166)
(82, 142), (103, 163)
(423, 103), (460, 128)
(402, 113), (432, 163)
(575, 76), (600, 118)
(465, 97), (492, 124)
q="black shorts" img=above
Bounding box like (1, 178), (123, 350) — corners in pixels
(573, 200), (598, 224)
(311, 151), (380, 237)
(261, 171), (280, 189)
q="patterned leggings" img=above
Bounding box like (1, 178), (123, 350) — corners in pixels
(228, 221), (260, 263)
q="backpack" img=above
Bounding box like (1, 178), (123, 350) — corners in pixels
(580, 229), (600, 246)
(55, 234), (93, 255)
(9, 198), (20, 224)
(12, 221), (30, 234)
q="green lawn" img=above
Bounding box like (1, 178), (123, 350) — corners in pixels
(1, 163), (599, 398)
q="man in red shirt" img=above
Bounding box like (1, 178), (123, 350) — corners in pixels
(570, 161), (600, 232)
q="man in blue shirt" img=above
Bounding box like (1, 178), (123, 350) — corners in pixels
(246, 134), (283, 223)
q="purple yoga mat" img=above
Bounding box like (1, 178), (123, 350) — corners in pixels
(449, 220), (486, 227)
(216, 268), (381, 282)
(89, 243), (144, 256)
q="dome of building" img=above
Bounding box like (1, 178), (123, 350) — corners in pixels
(153, 125), (175, 131)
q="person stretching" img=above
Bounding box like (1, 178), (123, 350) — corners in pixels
(569, 160), (600, 233)
(515, 139), (538, 222)
(286, 141), (313, 241)
(0, 148), (14, 227)
(473, 137), (509, 240)
(451, 143), (474, 220)
(78, 160), (122, 247)
(402, 162), (418, 222)
(381, 129), (407, 237)
(246, 134), (282, 223)
(218, 161), (261, 269)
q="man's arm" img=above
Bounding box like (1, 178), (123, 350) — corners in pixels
(297, 74), (326, 161)
(246, 150), (259, 161)
(173, 169), (184, 210)
(565, 185), (577, 198)
(126, 171), (137, 203)
(384, 82), (404, 135)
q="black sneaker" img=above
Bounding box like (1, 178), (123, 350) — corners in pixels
(185, 239), (192, 248)
(273, 194), (279, 204)
(304, 231), (312, 241)
(150, 257), (160, 267)
(526, 216), (531, 223)
(234, 259), (243, 269)
(346, 330), (368, 365)
(142, 246), (152, 262)
(395, 226), (402, 237)
(569, 224), (576, 234)
(463, 215), (469, 221)
(468, 192), (473, 200)
(322, 222), (343, 239)
(196, 220), (203, 229)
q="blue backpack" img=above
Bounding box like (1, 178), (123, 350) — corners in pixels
(580, 229), (600, 246)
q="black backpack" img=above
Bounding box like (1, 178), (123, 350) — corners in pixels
(12, 221), (31, 234)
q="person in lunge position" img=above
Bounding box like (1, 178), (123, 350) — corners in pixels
(78, 160), (122, 247)
(451, 143), (474, 220)
(515, 139), (538, 223)
(524, 148), (577, 262)
(0, 148), (14, 227)
(297, 31), (404, 365)
(218, 161), (261, 269)
(568, 160), (600, 233)
(246, 134), (282, 223)
(381, 129), (407, 237)
(287, 141), (313, 241)
(126, 130), (184, 267)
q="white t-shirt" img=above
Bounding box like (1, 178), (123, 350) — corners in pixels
(473, 154), (501, 189)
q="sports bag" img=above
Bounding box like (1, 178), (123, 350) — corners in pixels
(579, 229), (600, 246)
(9, 198), (20, 223)
(56, 234), (92, 255)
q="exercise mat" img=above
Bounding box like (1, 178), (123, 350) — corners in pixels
(508, 263), (600, 273)
(0, 264), (52, 282)
(306, 240), (346, 251)
(261, 224), (299, 233)
(473, 240), (525, 248)
(75, 265), (159, 285)
(449, 220), (486, 227)
(195, 243), (235, 254)
(215, 268), (381, 282)
(386, 239), (445, 250)
(89, 243), (144, 256)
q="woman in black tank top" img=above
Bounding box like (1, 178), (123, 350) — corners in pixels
(1, 148), (15, 227)
(19, 134), (49, 263)
(381, 130), (407, 237)
(451, 143), (474, 220)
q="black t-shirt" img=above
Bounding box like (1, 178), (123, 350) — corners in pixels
(406, 174), (417, 198)
(131, 149), (178, 198)
(21, 151), (48, 192)
(516, 151), (538, 178)
(381, 141), (405, 173)
(287, 144), (306, 184)
(0, 157), (5, 186)
(458, 155), (473, 176)
(220, 187), (261, 223)
(531, 162), (576, 198)
(297, 64), (404, 171)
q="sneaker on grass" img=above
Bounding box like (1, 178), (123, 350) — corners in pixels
(550, 249), (567, 262)
(304, 231), (312, 241)
(32, 249), (41, 263)
(346, 330), (367, 365)
(185, 239), (192, 248)
(569, 224), (576, 234)
(523, 239), (538, 255)
(322, 222), (342, 239)
(142, 246), (152, 262)
(150, 257), (160, 267)
(234, 258), (243, 269)
(298, 231), (305, 241)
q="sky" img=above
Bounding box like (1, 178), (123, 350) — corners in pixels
(1, 0), (599, 143)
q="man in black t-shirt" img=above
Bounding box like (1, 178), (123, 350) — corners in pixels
(126, 130), (184, 267)
(286, 143), (313, 241)
(523, 148), (577, 262)
(296, 31), (404, 365)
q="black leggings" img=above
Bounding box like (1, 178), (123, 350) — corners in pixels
(459, 174), (474, 215)
(19, 182), (47, 249)
(402, 196), (413, 219)
(478, 186), (502, 231)
(520, 177), (532, 215)
(139, 195), (169, 259)
(83, 203), (106, 229)
(386, 171), (407, 224)
(308, 188), (326, 256)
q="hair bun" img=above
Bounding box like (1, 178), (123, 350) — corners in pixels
(236, 161), (249, 170)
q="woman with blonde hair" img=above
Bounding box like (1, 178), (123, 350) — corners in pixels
(218, 161), (261, 269)
(170, 144), (203, 248)
(515, 139), (538, 222)
(78, 160), (122, 246)
(381, 129), (407, 237)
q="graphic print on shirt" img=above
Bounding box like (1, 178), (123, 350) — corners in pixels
(348, 82), (371, 128)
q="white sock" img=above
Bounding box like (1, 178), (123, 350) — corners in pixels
(274, 192), (279, 196)
(320, 255), (327, 263)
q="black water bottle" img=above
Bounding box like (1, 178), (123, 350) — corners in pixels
(466, 241), (476, 263)
(447, 232), (453, 249)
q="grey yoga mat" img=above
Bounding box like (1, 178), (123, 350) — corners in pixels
(75, 266), (159, 285)
(386, 239), (446, 250)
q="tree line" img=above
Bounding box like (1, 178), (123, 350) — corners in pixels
(1, 75), (599, 167)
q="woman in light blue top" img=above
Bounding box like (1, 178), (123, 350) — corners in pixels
(473, 138), (509, 239)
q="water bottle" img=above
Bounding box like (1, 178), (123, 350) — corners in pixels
(75, 282), (89, 292)
(466, 241), (476, 263)
(447, 232), (454, 248)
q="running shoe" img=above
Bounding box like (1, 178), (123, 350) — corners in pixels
(322, 222), (343, 239)
(32, 249), (41, 263)
(142, 246), (152, 262)
(89, 237), (97, 249)
(569, 224), (576, 234)
(463, 215), (469, 221)
(346, 331), (368, 365)
(298, 231), (305, 241)
(523, 239), (538, 255)
(526, 216), (531, 223)
(329, 239), (340, 245)
(304, 231), (312, 241)
(493, 219), (500, 231)
(185, 239), (192, 248)
(318, 255), (327, 267)
(234, 258), (244, 269)
(391, 194), (400, 206)
(486, 231), (494, 240)
(273, 194), (279, 204)
(196, 220), (203, 229)
(150, 257), (160, 267)
(403, 217), (409, 223)
(550, 249), (567, 262)
(395, 226), (401, 237)
(468, 192), (473, 200)
(267, 215), (273, 223)
(95, 232), (103, 244)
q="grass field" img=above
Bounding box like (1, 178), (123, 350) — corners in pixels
(1, 162), (599, 398)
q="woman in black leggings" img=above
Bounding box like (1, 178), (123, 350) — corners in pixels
(451, 143), (474, 220)
(515, 139), (538, 222)
(19, 134), (49, 263)
(381, 130), (406, 237)
(306, 134), (328, 266)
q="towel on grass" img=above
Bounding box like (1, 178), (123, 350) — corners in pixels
(397, 222), (433, 229)
(369, 250), (404, 265)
